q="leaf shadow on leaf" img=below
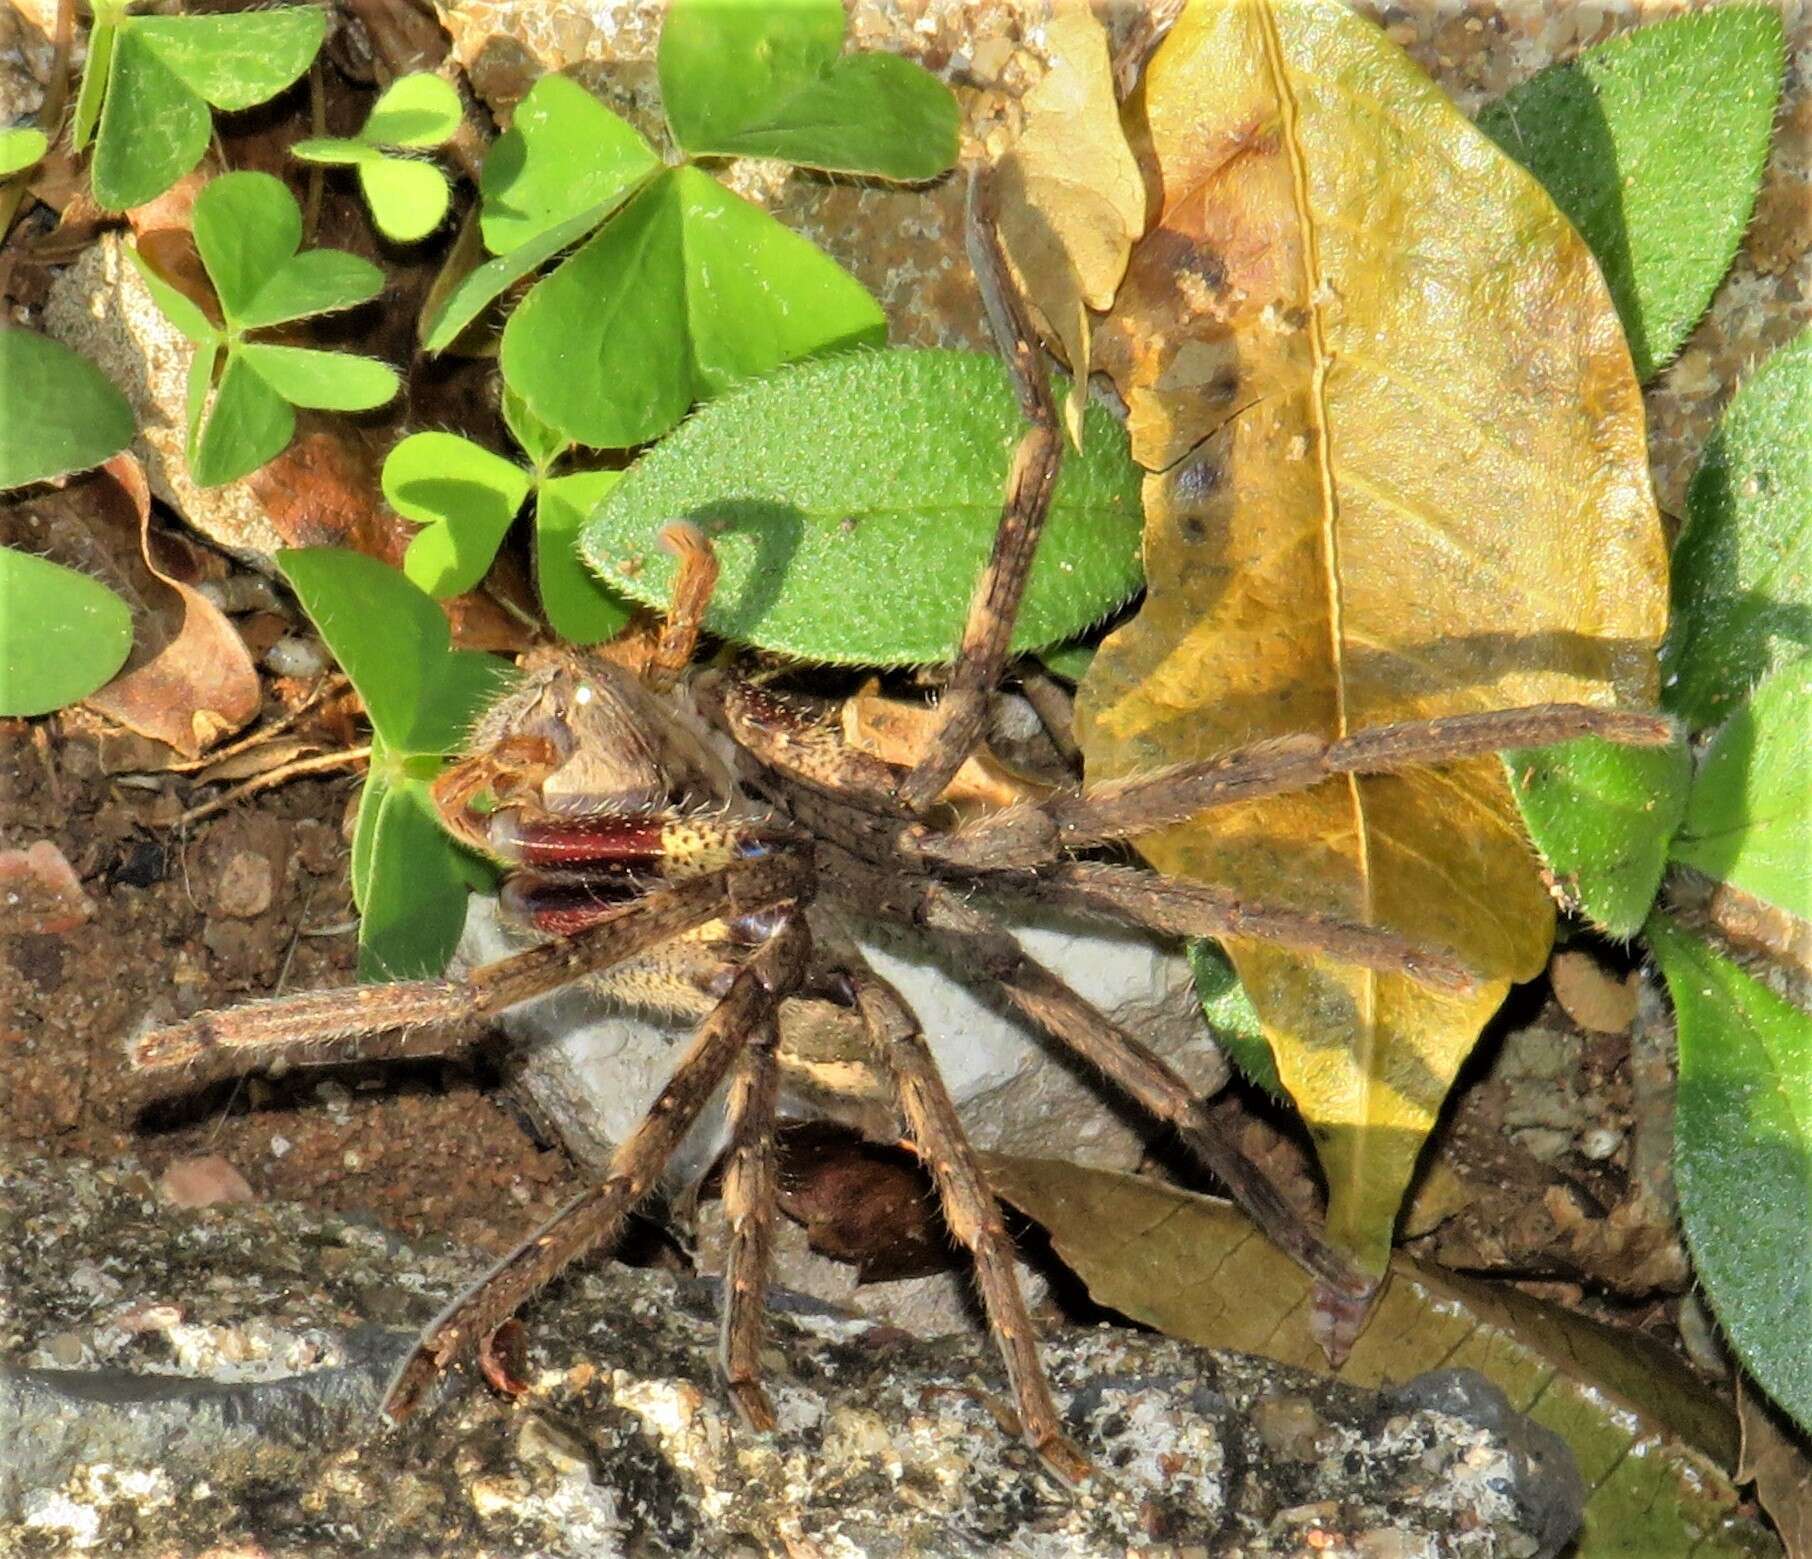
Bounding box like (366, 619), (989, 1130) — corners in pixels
(1479, 56), (1641, 372)
(1665, 423), (1812, 725)
(650, 497), (805, 640)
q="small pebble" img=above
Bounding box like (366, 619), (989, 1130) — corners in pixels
(264, 635), (329, 679)
(1577, 1124), (1624, 1162)
(45, 1330), (86, 1367)
(159, 1154), (257, 1208)
(211, 850), (274, 919)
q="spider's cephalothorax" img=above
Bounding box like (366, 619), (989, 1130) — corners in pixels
(129, 174), (1673, 1483)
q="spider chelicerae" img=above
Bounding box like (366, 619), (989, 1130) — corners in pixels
(130, 174), (1670, 1484)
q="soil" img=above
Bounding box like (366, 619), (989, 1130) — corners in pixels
(1, 714), (583, 1258)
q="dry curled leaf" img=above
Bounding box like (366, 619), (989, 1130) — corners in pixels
(841, 682), (1049, 816)
(986, 1154), (1774, 1556)
(84, 452), (261, 757)
(1074, 0), (1665, 1275)
(995, 1), (1144, 445)
(1739, 1375), (1812, 1559)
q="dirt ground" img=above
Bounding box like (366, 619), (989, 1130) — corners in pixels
(1, 714), (583, 1258)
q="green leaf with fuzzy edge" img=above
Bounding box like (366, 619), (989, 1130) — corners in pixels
(0, 126), (47, 177)
(504, 166), (886, 450)
(191, 353), (293, 487)
(1650, 913), (1812, 1438)
(0, 547), (134, 717)
(1664, 326), (1812, 731)
(419, 205), (611, 352)
(659, 0), (957, 180)
(1478, 6), (1783, 381)
(361, 72), (461, 148)
(1672, 658), (1812, 921)
(581, 350), (1143, 665)
(353, 775), (473, 981)
(478, 73), (659, 257)
(279, 549), (515, 980)
(1187, 941), (1278, 1097)
(1505, 736), (1691, 939)
(0, 331), (135, 490)
(239, 344), (397, 412)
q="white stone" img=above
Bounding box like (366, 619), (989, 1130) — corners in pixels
(460, 893), (1227, 1183)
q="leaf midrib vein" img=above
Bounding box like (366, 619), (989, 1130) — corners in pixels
(1256, 3), (1378, 1099)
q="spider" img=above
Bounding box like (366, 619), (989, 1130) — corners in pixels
(129, 174), (1670, 1485)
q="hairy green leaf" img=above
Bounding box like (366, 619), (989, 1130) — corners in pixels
(1665, 326), (1812, 730)
(239, 251), (384, 332)
(419, 205), (610, 353)
(1506, 736), (1691, 938)
(353, 775), (473, 982)
(1650, 914), (1812, 1438)
(1187, 941), (1277, 1096)
(240, 344), (397, 412)
(581, 350), (1143, 664)
(191, 353), (293, 487)
(1479, 6), (1783, 380)
(0, 331), (135, 490)
(1672, 658), (1812, 920)
(659, 0), (958, 179)
(278, 549), (514, 980)
(0, 126), (47, 177)
(503, 166), (885, 449)
(361, 72), (461, 147)
(0, 547), (133, 717)
(277, 547), (510, 754)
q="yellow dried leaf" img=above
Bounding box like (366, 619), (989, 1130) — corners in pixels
(1074, 0), (1665, 1274)
(995, 1), (1144, 446)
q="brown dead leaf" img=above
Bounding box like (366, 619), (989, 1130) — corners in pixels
(842, 682), (1050, 816)
(985, 1153), (1769, 1555)
(995, 0), (1144, 445)
(1074, 0), (1666, 1275)
(84, 453), (261, 757)
(1740, 1375), (1812, 1559)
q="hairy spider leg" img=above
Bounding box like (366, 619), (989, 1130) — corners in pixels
(719, 1011), (784, 1430)
(839, 952), (1094, 1485)
(896, 168), (1064, 815)
(128, 856), (808, 1093)
(921, 703), (1678, 873)
(383, 914), (813, 1421)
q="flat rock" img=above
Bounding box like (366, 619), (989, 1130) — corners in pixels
(2, 1151), (1583, 1556)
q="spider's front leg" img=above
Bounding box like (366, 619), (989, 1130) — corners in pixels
(895, 168), (1062, 815)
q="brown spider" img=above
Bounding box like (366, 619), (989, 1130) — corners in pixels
(129, 174), (1671, 1484)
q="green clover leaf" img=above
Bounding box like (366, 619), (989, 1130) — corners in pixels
(0, 125), (47, 178)
(293, 73), (461, 242)
(659, 0), (958, 179)
(75, 2), (326, 212)
(381, 399), (630, 643)
(0, 548), (134, 718)
(129, 171), (399, 487)
(502, 164), (885, 449)
(278, 547), (516, 980)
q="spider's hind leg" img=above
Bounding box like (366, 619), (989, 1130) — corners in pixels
(383, 912), (812, 1422)
(840, 952), (1093, 1485)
